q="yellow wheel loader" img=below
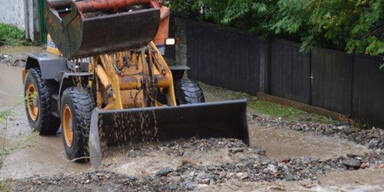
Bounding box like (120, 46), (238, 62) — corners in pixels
(22, 0), (249, 167)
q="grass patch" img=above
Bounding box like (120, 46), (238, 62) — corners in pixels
(0, 23), (31, 46)
(0, 182), (9, 192)
(200, 83), (338, 124)
(249, 99), (337, 124)
(0, 110), (11, 124)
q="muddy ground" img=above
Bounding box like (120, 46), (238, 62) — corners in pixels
(0, 46), (384, 191)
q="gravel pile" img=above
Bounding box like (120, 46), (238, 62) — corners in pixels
(253, 115), (384, 151)
(121, 138), (250, 159)
(5, 138), (384, 192)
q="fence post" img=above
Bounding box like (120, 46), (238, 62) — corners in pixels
(175, 18), (188, 67)
(37, 0), (47, 43)
(259, 40), (271, 94)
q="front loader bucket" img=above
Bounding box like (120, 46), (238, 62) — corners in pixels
(89, 99), (249, 167)
(45, 1), (160, 58)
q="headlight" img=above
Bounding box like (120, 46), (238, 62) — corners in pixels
(165, 38), (176, 46)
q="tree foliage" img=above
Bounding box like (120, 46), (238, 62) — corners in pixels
(171, 0), (384, 64)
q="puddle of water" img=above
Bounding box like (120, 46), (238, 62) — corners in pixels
(201, 172), (384, 192)
(319, 168), (384, 186)
(312, 185), (384, 192)
(248, 122), (369, 160)
(204, 182), (384, 192)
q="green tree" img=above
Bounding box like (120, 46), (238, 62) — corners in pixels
(171, 0), (384, 67)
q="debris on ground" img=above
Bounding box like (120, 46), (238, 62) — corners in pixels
(3, 138), (384, 191)
(0, 46), (43, 67)
(0, 53), (26, 67)
(253, 115), (384, 152)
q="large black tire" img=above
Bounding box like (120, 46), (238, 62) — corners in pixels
(174, 79), (205, 105)
(24, 68), (60, 135)
(61, 87), (94, 161)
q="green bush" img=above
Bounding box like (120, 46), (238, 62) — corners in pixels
(0, 23), (29, 46)
(171, 0), (384, 66)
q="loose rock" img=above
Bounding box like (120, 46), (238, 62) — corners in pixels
(155, 167), (173, 177)
(343, 159), (361, 169)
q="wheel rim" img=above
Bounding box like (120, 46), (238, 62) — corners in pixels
(63, 105), (74, 147)
(26, 83), (39, 121)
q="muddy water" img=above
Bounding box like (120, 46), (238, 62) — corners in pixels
(204, 169), (384, 192)
(199, 166), (384, 192)
(248, 121), (369, 160)
(316, 169), (384, 191)
(201, 176), (384, 192)
(0, 65), (90, 179)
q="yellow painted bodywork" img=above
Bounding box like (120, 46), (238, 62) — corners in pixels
(90, 42), (177, 110)
(46, 36), (176, 111)
(46, 35), (62, 56)
(45, 33), (176, 110)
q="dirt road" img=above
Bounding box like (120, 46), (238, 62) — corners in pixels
(1, 47), (384, 191)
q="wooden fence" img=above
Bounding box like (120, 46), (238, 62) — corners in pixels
(184, 20), (384, 128)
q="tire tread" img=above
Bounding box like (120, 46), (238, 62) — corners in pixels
(175, 79), (205, 104)
(61, 87), (94, 161)
(25, 68), (59, 135)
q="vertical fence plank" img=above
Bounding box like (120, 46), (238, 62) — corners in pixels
(186, 20), (260, 94)
(270, 39), (311, 104)
(353, 55), (384, 128)
(258, 40), (271, 93)
(311, 48), (353, 115)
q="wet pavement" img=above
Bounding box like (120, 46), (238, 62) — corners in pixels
(0, 64), (90, 179)
(0, 65), (23, 109)
(1, 47), (384, 191)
